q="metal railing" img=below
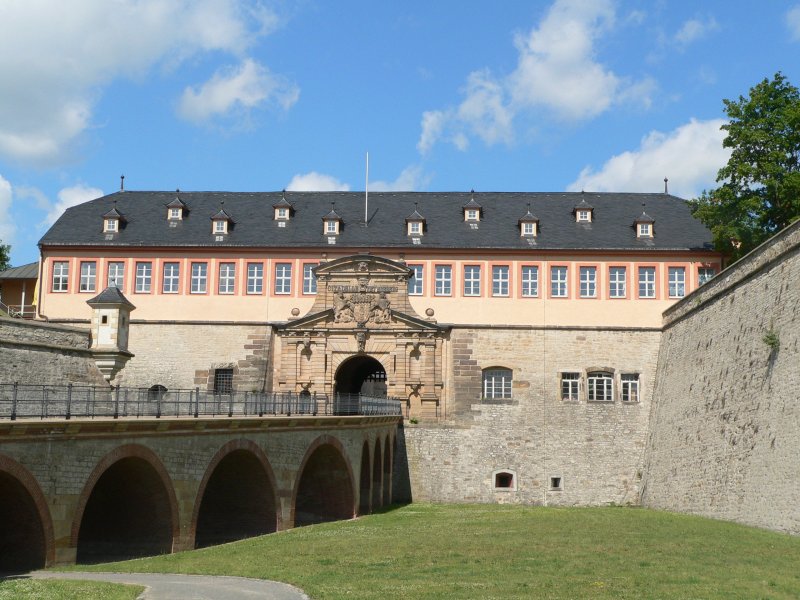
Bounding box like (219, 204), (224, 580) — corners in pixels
(0, 301), (35, 319)
(0, 384), (403, 421)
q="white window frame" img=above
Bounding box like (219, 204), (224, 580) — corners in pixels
(638, 223), (652, 237)
(492, 265), (509, 297)
(79, 262), (96, 293)
(668, 266), (686, 298)
(276, 207), (289, 220)
(521, 265), (538, 297)
(579, 266), (596, 298)
(522, 222), (536, 236)
(325, 220), (338, 234)
(162, 262), (180, 294)
(104, 218), (117, 232)
(550, 266), (568, 297)
(409, 221), (422, 235)
(408, 265), (423, 295)
(588, 372), (614, 402)
(577, 209), (590, 222)
(107, 262), (124, 289)
(561, 372), (580, 401)
(698, 267), (716, 285)
(621, 374), (640, 403)
(303, 263), (318, 295)
(275, 262), (292, 295)
(218, 263), (236, 295)
(247, 263), (263, 295)
(168, 207), (181, 220)
(213, 220), (227, 234)
(435, 265), (452, 296)
(482, 368), (512, 399)
(638, 267), (655, 298)
(463, 265), (481, 297)
(190, 262), (207, 294)
(609, 267), (626, 298)
(135, 262), (152, 293)
(466, 209), (479, 221)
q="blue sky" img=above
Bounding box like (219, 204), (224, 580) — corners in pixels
(1, 0), (799, 265)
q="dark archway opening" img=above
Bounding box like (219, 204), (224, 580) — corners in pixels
(195, 450), (277, 548)
(76, 457), (173, 563)
(372, 440), (383, 510)
(383, 436), (392, 506)
(358, 442), (371, 515)
(295, 444), (354, 527)
(0, 472), (46, 573)
(335, 355), (387, 396)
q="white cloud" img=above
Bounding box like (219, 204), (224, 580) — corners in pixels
(43, 184), (104, 226)
(178, 59), (299, 124)
(286, 172), (351, 192)
(418, 0), (653, 154)
(0, 1), (289, 164)
(787, 5), (800, 41)
(674, 17), (719, 46)
(0, 175), (14, 247)
(370, 166), (431, 192)
(567, 118), (729, 198)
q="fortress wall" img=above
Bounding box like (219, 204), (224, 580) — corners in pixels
(642, 221), (800, 534)
(405, 326), (660, 506)
(0, 318), (106, 386)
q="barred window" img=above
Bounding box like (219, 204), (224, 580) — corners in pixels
(521, 266), (538, 297)
(303, 263), (318, 295)
(579, 266), (596, 298)
(135, 262), (152, 293)
(218, 263), (235, 294)
(213, 368), (233, 394)
(191, 262), (207, 294)
(621, 374), (640, 403)
(492, 265), (509, 297)
(561, 372), (580, 401)
(482, 368), (512, 399)
(80, 262), (96, 293)
(609, 267), (626, 298)
(408, 265), (423, 295)
(435, 265), (452, 296)
(588, 372), (614, 402)
(52, 261), (69, 292)
(247, 263), (263, 294)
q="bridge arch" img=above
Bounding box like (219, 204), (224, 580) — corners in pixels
(292, 435), (355, 527)
(72, 444), (179, 563)
(192, 439), (279, 548)
(0, 455), (55, 572)
(358, 440), (371, 515)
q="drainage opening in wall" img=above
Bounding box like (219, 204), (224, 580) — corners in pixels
(550, 476), (563, 491)
(492, 469), (517, 491)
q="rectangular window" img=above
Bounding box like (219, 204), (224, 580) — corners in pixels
(522, 222), (535, 236)
(52, 261), (69, 292)
(409, 222), (421, 235)
(638, 267), (656, 298)
(107, 262), (124, 289)
(550, 266), (568, 297)
(609, 267), (626, 298)
(325, 220), (337, 234)
(105, 219), (117, 232)
(621, 374), (640, 403)
(275, 262), (292, 295)
(135, 262), (152, 293)
(214, 220), (226, 234)
(668, 266), (686, 298)
(521, 266), (538, 297)
(79, 262), (96, 293)
(162, 262), (180, 294)
(408, 265), (423, 295)
(303, 263), (318, 295)
(492, 265), (509, 297)
(588, 372), (614, 402)
(483, 369), (512, 399)
(213, 368), (233, 394)
(561, 372), (580, 401)
(435, 265), (452, 296)
(169, 207), (181, 219)
(698, 267), (716, 285)
(463, 265), (481, 296)
(218, 263), (235, 294)
(579, 266), (596, 298)
(190, 262), (207, 294)
(247, 263), (263, 295)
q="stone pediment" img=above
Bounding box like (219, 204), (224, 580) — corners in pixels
(280, 306), (440, 333)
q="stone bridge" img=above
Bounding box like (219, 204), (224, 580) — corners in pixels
(0, 413), (402, 572)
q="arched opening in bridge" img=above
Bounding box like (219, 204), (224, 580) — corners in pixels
(372, 439), (383, 510)
(0, 471), (46, 573)
(294, 444), (354, 526)
(358, 441), (371, 515)
(76, 457), (173, 563)
(195, 450), (277, 548)
(335, 355), (387, 397)
(383, 436), (392, 506)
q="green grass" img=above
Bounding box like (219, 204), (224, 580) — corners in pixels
(0, 578), (142, 600)
(74, 504), (800, 599)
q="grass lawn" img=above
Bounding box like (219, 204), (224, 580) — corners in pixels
(69, 504), (799, 599)
(0, 578), (142, 600)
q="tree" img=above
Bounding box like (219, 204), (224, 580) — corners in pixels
(0, 240), (9, 272)
(690, 73), (800, 262)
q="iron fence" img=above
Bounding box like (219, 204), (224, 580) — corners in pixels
(0, 383), (403, 421)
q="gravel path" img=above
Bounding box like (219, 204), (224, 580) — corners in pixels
(31, 571), (309, 599)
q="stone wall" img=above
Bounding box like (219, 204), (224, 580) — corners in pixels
(405, 326), (660, 506)
(0, 317), (106, 386)
(642, 221), (800, 534)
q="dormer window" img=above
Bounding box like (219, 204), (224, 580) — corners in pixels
(104, 218), (117, 232)
(273, 191), (294, 221)
(102, 204), (124, 233)
(405, 204), (426, 237)
(210, 204), (233, 236)
(573, 198), (594, 223)
(518, 204), (539, 237)
(577, 210), (591, 222)
(169, 208), (181, 220)
(466, 209), (479, 221)
(322, 203), (342, 235)
(463, 191), (482, 222)
(166, 196), (187, 221)
(638, 223), (651, 237)
(277, 208), (289, 219)
(634, 206), (655, 239)
(214, 220), (227, 234)
(523, 222), (536, 235)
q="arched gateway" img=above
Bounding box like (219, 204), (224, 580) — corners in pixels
(275, 255), (446, 416)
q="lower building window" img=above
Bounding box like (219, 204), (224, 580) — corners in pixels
(698, 267), (716, 285)
(213, 368), (233, 394)
(482, 368), (512, 399)
(587, 372), (614, 402)
(621, 373), (640, 403)
(561, 372), (580, 401)
(408, 264), (423, 295)
(550, 476), (563, 491)
(493, 470), (517, 491)
(668, 266), (685, 298)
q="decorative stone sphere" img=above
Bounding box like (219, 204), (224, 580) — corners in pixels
(425, 308), (435, 317)
(291, 307), (300, 316)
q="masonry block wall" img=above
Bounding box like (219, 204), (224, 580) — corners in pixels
(0, 318), (106, 386)
(642, 221), (800, 534)
(405, 326), (660, 505)
(115, 322), (273, 391)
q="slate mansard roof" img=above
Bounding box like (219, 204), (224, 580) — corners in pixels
(39, 191), (714, 252)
